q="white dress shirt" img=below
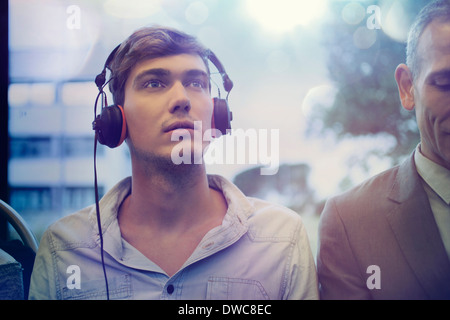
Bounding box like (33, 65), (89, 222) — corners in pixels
(414, 146), (450, 259)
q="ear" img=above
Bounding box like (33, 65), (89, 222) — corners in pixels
(395, 64), (415, 111)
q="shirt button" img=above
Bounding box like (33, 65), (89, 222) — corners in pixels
(167, 284), (175, 294)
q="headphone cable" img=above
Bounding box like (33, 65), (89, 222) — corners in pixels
(94, 105), (110, 300)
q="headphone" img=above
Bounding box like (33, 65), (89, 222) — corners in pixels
(92, 45), (234, 148)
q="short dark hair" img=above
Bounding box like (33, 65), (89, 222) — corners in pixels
(406, 0), (450, 80)
(108, 26), (210, 106)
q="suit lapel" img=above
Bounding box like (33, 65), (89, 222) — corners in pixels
(386, 153), (450, 299)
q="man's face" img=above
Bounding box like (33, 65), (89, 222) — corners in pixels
(414, 19), (450, 169)
(123, 53), (213, 163)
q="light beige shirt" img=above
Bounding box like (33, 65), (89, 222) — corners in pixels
(414, 146), (450, 259)
(29, 174), (319, 300)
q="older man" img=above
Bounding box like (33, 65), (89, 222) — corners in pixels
(317, 0), (450, 300)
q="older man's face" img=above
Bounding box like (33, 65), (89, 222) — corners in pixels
(413, 19), (450, 169)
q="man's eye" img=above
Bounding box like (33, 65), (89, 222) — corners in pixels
(144, 80), (164, 88)
(432, 77), (450, 90)
(187, 79), (207, 89)
(434, 83), (450, 91)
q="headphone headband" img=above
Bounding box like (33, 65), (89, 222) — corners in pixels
(205, 49), (234, 93)
(94, 44), (121, 90)
(95, 45), (233, 94)
(93, 42), (233, 149)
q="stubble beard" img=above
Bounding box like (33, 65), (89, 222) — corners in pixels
(128, 140), (205, 188)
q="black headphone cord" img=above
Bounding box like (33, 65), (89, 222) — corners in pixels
(94, 89), (110, 300)
(94, 134), (110, 300)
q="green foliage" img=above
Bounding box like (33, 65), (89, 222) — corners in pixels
(307, 0), (430, 162)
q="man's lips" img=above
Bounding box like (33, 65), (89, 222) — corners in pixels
(163, 120), (196, 133)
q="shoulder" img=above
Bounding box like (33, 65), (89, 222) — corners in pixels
(318, 161), (411, 239)
(42, 205), (97, 251)
(208, 174), (304, 242)
(246, 196), (305, 242)
(327, 164), (400, 215)
(42, 176), (132, 251)
(247, 196), (302, 227)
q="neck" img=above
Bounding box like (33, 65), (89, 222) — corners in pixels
(117, 154), (228, 277)
(121, 155), (216, 231)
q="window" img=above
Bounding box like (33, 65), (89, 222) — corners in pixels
(10, 187), (52, 212)
(10, 137), (53, 158)
(63, 137), (99, 157)
(63, 186), (103, 211)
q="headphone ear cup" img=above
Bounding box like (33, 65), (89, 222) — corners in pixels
(212, 98), (232, 135)
(94, 105), (127, 148)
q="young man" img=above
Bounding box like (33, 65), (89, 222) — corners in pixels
(29, 26), (318, 300)
(317, 0), (450, 299)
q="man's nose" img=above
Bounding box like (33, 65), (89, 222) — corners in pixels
(169, 82), (191, 114)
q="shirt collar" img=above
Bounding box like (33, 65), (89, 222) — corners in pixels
(414, 145), (450, 205)
(94, 175), (254, 224)
(91, 174), (254, 267)
(207, 174), (254, 222)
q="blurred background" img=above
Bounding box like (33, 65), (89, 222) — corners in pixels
(5, 0), (429, 255)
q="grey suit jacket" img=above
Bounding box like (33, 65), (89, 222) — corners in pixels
(317, 152), (450, 299)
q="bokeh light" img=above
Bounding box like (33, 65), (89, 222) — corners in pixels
(245, 0), (328, 34)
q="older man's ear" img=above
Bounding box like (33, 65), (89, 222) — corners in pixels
(395, 63), (415, 111)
